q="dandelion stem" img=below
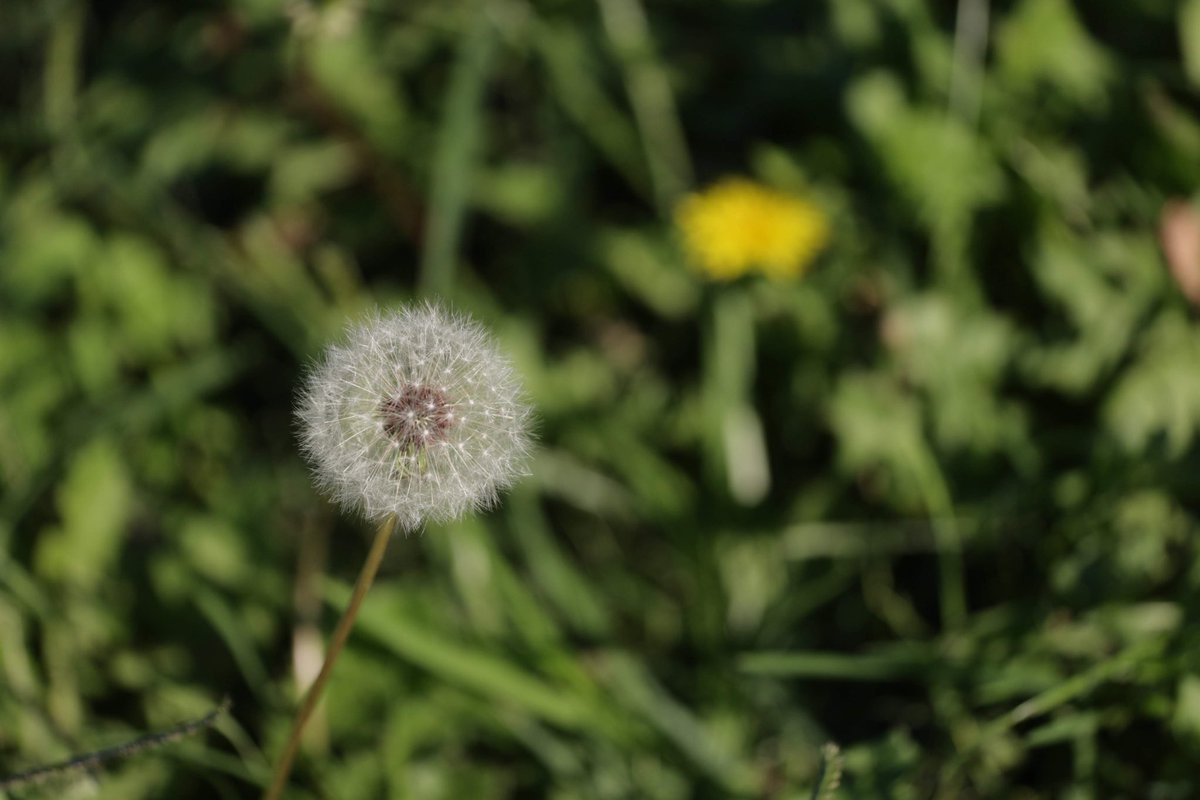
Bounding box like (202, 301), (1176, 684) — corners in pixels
(263, 514), (397, 800)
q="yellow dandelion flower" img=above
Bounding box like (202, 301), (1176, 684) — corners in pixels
(675, 177), (830, 280)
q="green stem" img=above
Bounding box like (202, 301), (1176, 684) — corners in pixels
(263, 515), (397, 800)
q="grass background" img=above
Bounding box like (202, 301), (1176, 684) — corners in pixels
(3, 0), (1200, 797)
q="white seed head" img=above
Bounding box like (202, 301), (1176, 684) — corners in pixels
(297, 303), (533, 529)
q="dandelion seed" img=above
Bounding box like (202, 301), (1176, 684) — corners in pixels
(675, 177), (830, 281)
(297, 303), (533, 530)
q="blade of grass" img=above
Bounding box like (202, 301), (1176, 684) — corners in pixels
(501, 715), (586, 779)
(595, 0), (692, 213)
(419, 5), (498, 297)
(907, 443), (967, 631)
(989, 637), (1164, 732)
(507, 489), (612, 637)
(531, 20), (650, 200)
(739, 648), (936, 681)
(758, 562), (859, 642)
(325, 579), (629, 739)
(168, 741), (283, 796)
(947, 637), (1164, 780)
(780, 518), (993, 560)
(598, 653), (756, 793)
(0, 555), (51, 619)
(194, 588), (276, 701)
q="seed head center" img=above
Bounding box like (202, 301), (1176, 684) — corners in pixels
(380, 384), (455, 450)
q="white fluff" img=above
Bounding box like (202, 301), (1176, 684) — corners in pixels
(297, 304), (533, 529)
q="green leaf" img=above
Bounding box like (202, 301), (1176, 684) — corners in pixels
(600, 228), (700, 319)
(34, 438), (132, 591)
(846, 73), (1004, 237)
(827, 371), (924, 509)
(883, 293), (1025, 457)
(306, 30), (411, 159)
(1105, 314), (1200, 456)
(996, 0), (1112, 107)
(1023, 228), (1163, 395)
(326, 581), (627, 738)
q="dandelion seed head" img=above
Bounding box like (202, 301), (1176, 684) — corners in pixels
(297, 304), (533, 530)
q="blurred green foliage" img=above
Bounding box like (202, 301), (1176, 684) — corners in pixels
(2, 0), (1200, 797)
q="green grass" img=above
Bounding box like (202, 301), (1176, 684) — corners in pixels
(3, 0), (1200, 797)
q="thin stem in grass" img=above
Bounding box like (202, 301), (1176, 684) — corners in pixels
(0, 698), (231, 792)
(263, 514), (397, 800)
